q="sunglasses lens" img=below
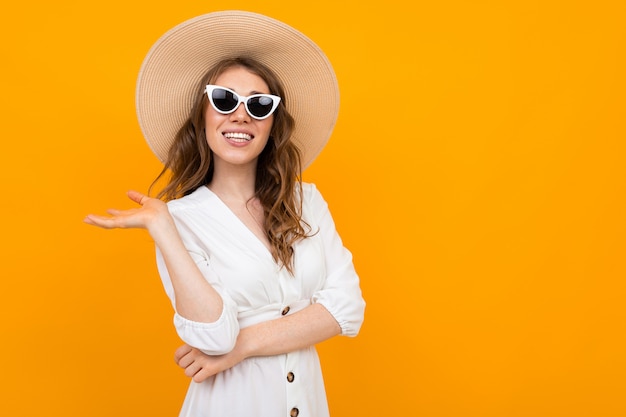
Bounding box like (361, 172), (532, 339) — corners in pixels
(211, 88), (238, 112)
(247, 96), (275, 118)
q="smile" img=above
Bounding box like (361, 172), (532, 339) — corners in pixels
(223, 132), (253, 142)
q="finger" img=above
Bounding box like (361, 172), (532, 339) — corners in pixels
(83, 215), (99, 226)
(83, 214), (119, 229)
(176, 351), (197, 369)
(182, 359), (207, 379)
(174, 344), (194, 364)
(192, 366), (215, 383)
(184, 363), (202, 378)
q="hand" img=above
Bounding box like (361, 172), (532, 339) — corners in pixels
(84, 190), (169, 231)
(174, 344), (244, 383)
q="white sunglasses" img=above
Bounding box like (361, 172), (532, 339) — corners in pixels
(205, 85), (281, 120)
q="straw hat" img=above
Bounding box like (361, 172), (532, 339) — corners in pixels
(136, 10), (339, 168)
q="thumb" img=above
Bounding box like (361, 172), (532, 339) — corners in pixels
(126, 190), (147, 205)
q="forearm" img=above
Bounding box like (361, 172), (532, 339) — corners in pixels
(84, 190), (224, 324)
(236, 303), (341, 359)
(150, 214), (224, 323)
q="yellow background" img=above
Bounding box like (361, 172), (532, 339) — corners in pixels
(1, 1), (625, 416)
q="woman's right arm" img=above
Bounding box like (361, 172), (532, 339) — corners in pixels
(84, 190), (238, 353)
(147, 208), (224, 323)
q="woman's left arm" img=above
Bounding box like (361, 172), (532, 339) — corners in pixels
(175, 302), (340, 382)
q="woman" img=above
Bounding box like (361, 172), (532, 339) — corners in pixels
(85, 11), (365, 417)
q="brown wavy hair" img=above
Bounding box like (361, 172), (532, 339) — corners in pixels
(150, 57), (310, 274)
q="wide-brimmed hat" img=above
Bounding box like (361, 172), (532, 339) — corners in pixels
(136, 10), (339, 168)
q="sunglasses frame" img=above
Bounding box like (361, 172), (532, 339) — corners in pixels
(205, 85), (281, 120)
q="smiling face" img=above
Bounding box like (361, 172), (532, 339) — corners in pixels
(204, 66), (274, 173)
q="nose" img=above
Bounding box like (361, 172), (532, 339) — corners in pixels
(230, 103), (250, 122)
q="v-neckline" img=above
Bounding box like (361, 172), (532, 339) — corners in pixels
(202, 186), (275, 259)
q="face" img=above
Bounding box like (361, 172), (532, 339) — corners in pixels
(204, 66), (274, 172)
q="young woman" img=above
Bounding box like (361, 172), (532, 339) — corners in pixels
(85, 11), (365, 417)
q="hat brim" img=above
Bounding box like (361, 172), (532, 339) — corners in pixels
(136, 10), (339, 169)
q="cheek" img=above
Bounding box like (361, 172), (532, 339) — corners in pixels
(204, 107), (221, 129)
(261, 117), (275, 137)
(204, 115), (222, 149)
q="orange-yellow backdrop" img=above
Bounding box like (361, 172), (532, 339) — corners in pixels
(1, 1), (624, 416)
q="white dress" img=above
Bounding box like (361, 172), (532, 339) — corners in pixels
(156, 182), (366, 417)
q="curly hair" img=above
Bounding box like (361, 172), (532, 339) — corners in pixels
(150, 57), (310, 274)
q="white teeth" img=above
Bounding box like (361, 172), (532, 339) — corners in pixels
(224, 132), (252, 141)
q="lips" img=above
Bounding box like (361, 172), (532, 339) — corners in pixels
(223, 132), (253, 142)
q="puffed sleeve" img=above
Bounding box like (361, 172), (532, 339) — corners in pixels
(155, 210), (240, 355)
(307, 184), (366, 336)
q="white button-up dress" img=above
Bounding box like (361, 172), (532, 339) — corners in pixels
(156, 183), (366, 417)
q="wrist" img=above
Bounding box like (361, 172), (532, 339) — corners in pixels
(147, 209), (177, 242)
(234, 328), (255, 361)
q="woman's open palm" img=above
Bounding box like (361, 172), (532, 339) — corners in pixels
(84, 190), (169, 231)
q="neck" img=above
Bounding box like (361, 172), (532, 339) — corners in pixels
(208, 162), (257, 202)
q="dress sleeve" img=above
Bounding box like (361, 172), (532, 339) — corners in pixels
(307, 184), (366, 337)
(155, 221), (240, 355)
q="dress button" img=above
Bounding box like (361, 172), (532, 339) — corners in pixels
(287, 372), (295, 383)
(290, 407), (299, 417)
(281, 306), (291, 315)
